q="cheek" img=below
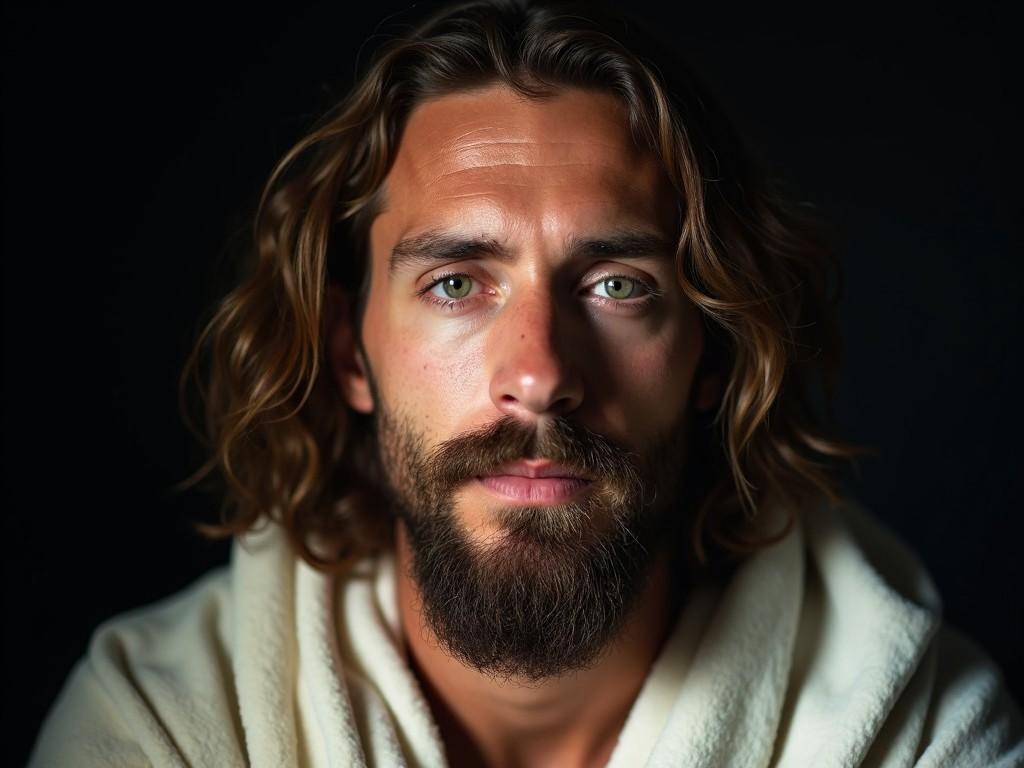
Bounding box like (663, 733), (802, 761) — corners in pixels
(374, 318), (489, 441)
(589, 313), (701, 437)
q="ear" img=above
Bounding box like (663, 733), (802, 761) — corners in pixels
(693, 370), (723, 414)
(325, 282), (374, 414)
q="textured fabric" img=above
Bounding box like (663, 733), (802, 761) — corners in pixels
(28, 501), (1024, 767)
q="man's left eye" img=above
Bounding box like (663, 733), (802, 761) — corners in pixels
(593, 276), (642, 300)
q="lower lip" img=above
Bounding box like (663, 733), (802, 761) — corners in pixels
(476, 475), (590, 504)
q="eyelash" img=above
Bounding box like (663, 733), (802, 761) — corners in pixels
(416, 271), (662, 312)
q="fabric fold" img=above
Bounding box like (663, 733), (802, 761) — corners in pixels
(771, 502), (943, 767)
(232, 522), (300, 767)
(645, 508), (805, 768)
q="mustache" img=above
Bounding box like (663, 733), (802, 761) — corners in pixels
(422, 415), (642, 499)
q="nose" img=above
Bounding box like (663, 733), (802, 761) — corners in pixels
(488, 289), (584, 420)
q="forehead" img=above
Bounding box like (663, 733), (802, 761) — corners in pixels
(372, 84), (677, 247)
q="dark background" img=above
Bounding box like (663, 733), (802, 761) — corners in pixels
(4, 1), (1021, 763)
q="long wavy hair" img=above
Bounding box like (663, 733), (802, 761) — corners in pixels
(177, 0), (863, 572)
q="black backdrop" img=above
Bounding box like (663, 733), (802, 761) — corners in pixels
(5, 2), (1022, 763)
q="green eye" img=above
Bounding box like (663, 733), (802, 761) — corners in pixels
(434, 275), (473, 299)
(601, 276), (636, 300)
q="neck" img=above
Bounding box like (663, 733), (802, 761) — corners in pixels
(395, 521), (678, 768)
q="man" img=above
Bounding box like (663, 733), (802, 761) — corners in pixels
(28, 0), (1023, 766)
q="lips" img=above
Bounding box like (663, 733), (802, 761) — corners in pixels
(476, 460), (591, 504)
(488, 460), (587, 479)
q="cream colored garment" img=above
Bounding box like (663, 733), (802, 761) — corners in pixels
(28, 502), (1024, 767)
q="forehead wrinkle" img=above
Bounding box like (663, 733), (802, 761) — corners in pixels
(391, 90), (651, 197)
(422, 161), (654, 198)
(427, 162), (614, 187)
(445, 139), (627, 151)
(424, 143), (637, 176)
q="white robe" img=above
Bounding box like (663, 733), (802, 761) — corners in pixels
(28, 501), (1024, 767)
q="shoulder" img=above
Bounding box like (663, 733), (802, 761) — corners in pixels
(914, 623), (1024, 766)
(799, 499), (1024, 765)
(28, 564), (247, 768)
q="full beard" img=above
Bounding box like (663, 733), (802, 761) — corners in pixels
(373, 408), (689, 682)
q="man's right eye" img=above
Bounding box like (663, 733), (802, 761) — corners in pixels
(430, 275), (474, 299)
(417, 273), (488, 310)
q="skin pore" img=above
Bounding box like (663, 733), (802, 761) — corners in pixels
(330, 84), (719, 768)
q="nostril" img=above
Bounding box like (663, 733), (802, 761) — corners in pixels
(501, 394), (517, 403)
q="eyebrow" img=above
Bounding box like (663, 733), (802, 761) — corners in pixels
(388, 228), (676, 274)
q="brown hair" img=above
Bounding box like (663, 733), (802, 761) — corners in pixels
(177, 0), (862, 571)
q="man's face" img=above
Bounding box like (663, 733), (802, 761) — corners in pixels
(335, 84), (711, 678)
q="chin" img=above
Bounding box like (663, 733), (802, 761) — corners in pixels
(401, 487), (660, 680)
